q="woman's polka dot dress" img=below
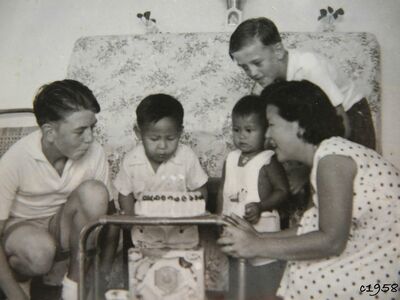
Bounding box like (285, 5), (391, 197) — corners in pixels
(277, 137), (400, 300)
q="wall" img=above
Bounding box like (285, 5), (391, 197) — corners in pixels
(0, 0), (399, 167)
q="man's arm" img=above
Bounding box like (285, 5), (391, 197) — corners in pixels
(0, 151), (28, 299)
(0, 221), (28, 300)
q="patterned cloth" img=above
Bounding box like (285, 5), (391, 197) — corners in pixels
(66, 32), (381, 179)
(277, 137), (400, 300)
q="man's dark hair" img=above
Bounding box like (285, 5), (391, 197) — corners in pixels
(261, 80), (344, 145)
(229, 17), (282, 58)
(136, 94), (184, 129)
(232, 95), (267, 127)
(33, 79), (100, 126)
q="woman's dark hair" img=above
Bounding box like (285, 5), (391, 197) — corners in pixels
(232, 95), (267, 127)
(229, 17), (282, 58)
(136, 94), (184, 129)
(33, 79), (100, 126)
(261, 80), (345, 145)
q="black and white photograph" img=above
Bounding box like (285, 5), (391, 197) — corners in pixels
(0, 1), (399, 299)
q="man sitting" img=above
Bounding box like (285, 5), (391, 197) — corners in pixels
(0, 79), (112, 300)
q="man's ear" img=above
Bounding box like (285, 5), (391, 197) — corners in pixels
(272, 42), (286, 60)
(133, 124), (142, 140)
(41, 123), (56, 143)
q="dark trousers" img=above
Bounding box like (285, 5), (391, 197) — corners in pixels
(228, 258), (286, 300)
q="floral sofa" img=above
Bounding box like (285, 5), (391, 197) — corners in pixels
(0, 31), (381, 292)
(66, 32), (381, 181)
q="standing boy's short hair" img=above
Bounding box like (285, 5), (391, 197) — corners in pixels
(261, 80), (344, 145)
(136, 94), (184, 129)
(232, 95), (267, 127)
(33, 79), (100, 126)
(229, 17), (282, 58)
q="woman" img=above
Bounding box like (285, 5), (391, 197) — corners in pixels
(218, 80), (400, 299)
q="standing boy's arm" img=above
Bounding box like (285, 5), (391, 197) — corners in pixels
(118, 193), (135, 215)
(0, 221), (29, 300)
(258, 155), (290, 211)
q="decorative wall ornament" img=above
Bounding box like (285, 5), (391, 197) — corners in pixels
(226, 0), (243, 26)
(317, 6), (344, 32)
(137, 11), (160, 33)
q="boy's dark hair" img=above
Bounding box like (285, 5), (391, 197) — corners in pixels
(136, 94), (184, 129)
(229, 17), (282, 58)
(261, 80), (344, 145)
(33, 79), (100, 126)
(232, 95), (267, 127)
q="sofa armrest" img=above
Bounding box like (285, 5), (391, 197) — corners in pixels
(0, 109), (37, 158)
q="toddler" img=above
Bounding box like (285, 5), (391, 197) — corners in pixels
(217, 95), (289, 297)
(218, 95), (288, 233)
(114, 93), (208, 249)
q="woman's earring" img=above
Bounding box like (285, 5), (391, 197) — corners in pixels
(297, 128), (305, 139)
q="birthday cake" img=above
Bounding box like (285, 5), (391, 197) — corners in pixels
(135, 191), (206, 217)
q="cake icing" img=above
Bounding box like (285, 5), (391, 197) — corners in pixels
(135, 191), (206, 217)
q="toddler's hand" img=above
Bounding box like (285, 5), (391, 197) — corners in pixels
(244, 202), (261, 224)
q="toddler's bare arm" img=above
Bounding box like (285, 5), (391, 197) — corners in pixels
(258, 155), (290, 211)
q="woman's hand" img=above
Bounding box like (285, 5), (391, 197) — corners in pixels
(217, 214), (262, 258)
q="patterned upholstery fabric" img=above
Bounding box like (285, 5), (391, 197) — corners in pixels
(67, 32), (380, 179)
(65, 32), (381, 291)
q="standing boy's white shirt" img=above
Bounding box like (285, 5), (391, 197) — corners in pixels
(252, 50), (364, 112)
(286, 50), (364, 111)
(0, 130), (112, 220)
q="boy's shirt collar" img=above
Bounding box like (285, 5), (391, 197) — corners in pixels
(129, 142), (183, 166)
(29, 130), (49, 162)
